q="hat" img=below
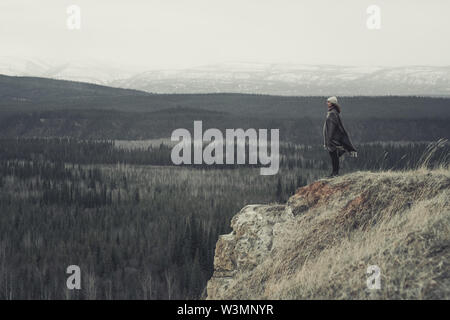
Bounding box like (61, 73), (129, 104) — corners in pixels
(327, 96), (338, 105)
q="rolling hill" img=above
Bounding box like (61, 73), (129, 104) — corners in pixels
(0, 74), (449, 143)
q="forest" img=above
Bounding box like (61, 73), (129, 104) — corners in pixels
(0, 137), (447, 299)
(1, 75), (450, 144)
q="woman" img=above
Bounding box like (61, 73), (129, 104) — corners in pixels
(323, 96), (357, 177)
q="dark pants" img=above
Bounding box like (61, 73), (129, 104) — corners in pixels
(329, 150), (339, 174)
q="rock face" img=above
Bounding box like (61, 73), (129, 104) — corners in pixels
(206, 204), (291, 299)
(206, 169), (450, 299)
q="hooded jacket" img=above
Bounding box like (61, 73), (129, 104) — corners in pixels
(323, 105), (357, 153)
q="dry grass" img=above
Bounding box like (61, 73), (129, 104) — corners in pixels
(218, 167), (450, 299)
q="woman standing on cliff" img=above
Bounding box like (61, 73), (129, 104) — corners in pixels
(323, 96), (357, 177)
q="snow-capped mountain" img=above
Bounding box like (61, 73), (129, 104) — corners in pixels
(1, 57), (449, 96)
(109, 62), (450, 96)
(0, 56), (140, 85)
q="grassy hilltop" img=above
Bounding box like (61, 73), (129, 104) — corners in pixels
(207, 167), (450, 299)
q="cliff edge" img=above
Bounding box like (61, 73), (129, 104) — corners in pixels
(206, 169), (450, 299)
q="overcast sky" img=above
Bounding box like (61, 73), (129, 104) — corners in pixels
(1, 0), (449, 69)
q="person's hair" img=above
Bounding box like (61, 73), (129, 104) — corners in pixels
(331, 103), (341, 113)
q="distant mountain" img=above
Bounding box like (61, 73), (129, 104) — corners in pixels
(0, 56), (140, 85)
(110, 63), (450, 96)
(1, 58), (449, 96)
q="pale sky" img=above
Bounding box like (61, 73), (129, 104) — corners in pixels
(1, 0), (449, 69)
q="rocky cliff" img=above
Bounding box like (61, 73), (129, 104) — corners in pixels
(206, 169), (450, 299)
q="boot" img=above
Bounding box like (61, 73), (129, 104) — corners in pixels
(327, 172), (339, 178)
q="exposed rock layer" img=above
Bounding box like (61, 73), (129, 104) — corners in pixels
(206, 169), (450, 299)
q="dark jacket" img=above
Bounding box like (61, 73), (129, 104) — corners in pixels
(323, 106), (356, 153)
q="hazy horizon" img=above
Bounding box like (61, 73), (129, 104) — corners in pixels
(1, 0), (450, 70)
